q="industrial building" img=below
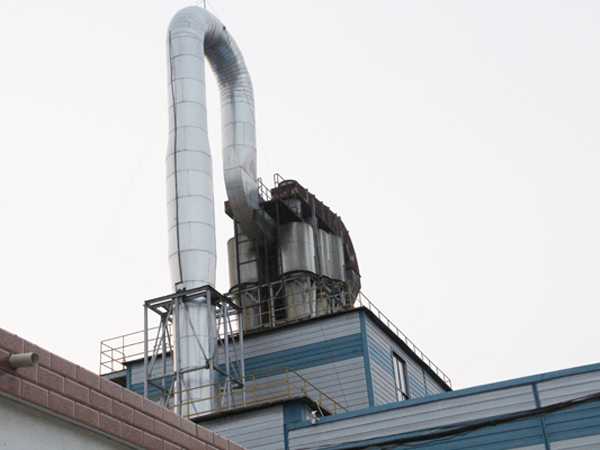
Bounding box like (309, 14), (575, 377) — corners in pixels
(2, 5), (600, 450)
(100, 6), (600, 450)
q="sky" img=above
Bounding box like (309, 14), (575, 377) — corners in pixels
(0, 1), (599, 391)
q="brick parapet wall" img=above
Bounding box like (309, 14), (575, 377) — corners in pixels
(0, 327), (244, 450)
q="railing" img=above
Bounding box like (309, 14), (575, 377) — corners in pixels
(233, 277), (354, 333)
(273, 172), (286, 188)
(100, 281), (451, 387)
(257, 177), (271, 202)
(100, 326), (172, 375)
(352, 290), (452, 387)
(234, 278), (452, 387)
(159, 367), (348, 420)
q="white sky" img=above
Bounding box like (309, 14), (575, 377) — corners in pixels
(1, 1), (599, 391)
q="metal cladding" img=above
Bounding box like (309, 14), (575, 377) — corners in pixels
(318, 229), (345, 281)
(269, 179), (360, 286)
(167, 6), (271, 292)
(284, 277), (316, 319)
(227, 235), (259, 287)
(280, 222), (317, 320)
(166, 6), (268, 415)
(226, 234), (262, 329)
(237, 291), (262, 330)
(280, 222), (316, 274)
(165, 5), (363, 412)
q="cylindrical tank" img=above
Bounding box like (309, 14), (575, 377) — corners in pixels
(227, 235), (259, 288)
(328, 233), (346, 281)
(283, 276), (315, 320)
(227, 236), (263, 330)
(237, 289), (263, 331)
(317, 229), (345, 281)
(280, 222), (316, 274)
(318, 229), (332, 278)
(315, 230), (345, 315)
(280, 222), (316, 319)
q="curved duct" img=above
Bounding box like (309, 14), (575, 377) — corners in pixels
(167, 6), (272, 415)
(167, 6), (271, 291)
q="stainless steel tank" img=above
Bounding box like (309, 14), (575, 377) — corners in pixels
(317, 229), (345, 281)
(328, 233), (346, 281)
(280, 222), (316, 274)
(227, 236), (262, 330)
(318, 229), (332, 278)
(227, 235), (259, 287)
(280, 222), (316, 319)
(316, 230), (346, 315)
(283, 275), (315, 320)
(237, 289), (263, 331)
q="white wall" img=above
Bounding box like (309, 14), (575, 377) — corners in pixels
(0, 395), (133, 450)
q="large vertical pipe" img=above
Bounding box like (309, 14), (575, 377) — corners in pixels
(167, 8), (214, 415)
(166, 6), (269, 415)
(167, 7), (217, 415)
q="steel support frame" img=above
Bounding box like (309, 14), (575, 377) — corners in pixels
(142, 286), (244, 415)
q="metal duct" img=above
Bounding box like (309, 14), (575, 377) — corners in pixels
(166, 6), (270, 415)
(167, 6), (271, 279)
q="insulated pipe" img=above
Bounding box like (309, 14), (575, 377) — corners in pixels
(167, 6), (272, 292)
(167, 6), (270, 416)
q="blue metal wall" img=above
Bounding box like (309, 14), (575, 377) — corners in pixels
(363, 310), (449, 405)
(125, 309), (450, 413)
(287, 362), (600, 450)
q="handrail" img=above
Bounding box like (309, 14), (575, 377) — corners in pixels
(100, 281), (451, 386)
(352, 291), (451, 386)
(257, 177), (271, 202)
(156, 366), (347, 420)
(100, 326), (172, 374)
(233, 279), (452, 387)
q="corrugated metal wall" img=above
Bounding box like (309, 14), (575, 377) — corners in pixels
(129, 355), (173, 398)
(238, 313), (362, 358)
(202, 405), (285, 450)
(364, 314), (448, 404)
(289, 385), (537, 448)
(235, 312), (369, 411)
(287, 364), (600, 450)
(538, 370), (600, 448)
(126, 309), (449, 413)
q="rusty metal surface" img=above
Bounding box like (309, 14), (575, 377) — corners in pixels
(268, 179), (360, 281)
